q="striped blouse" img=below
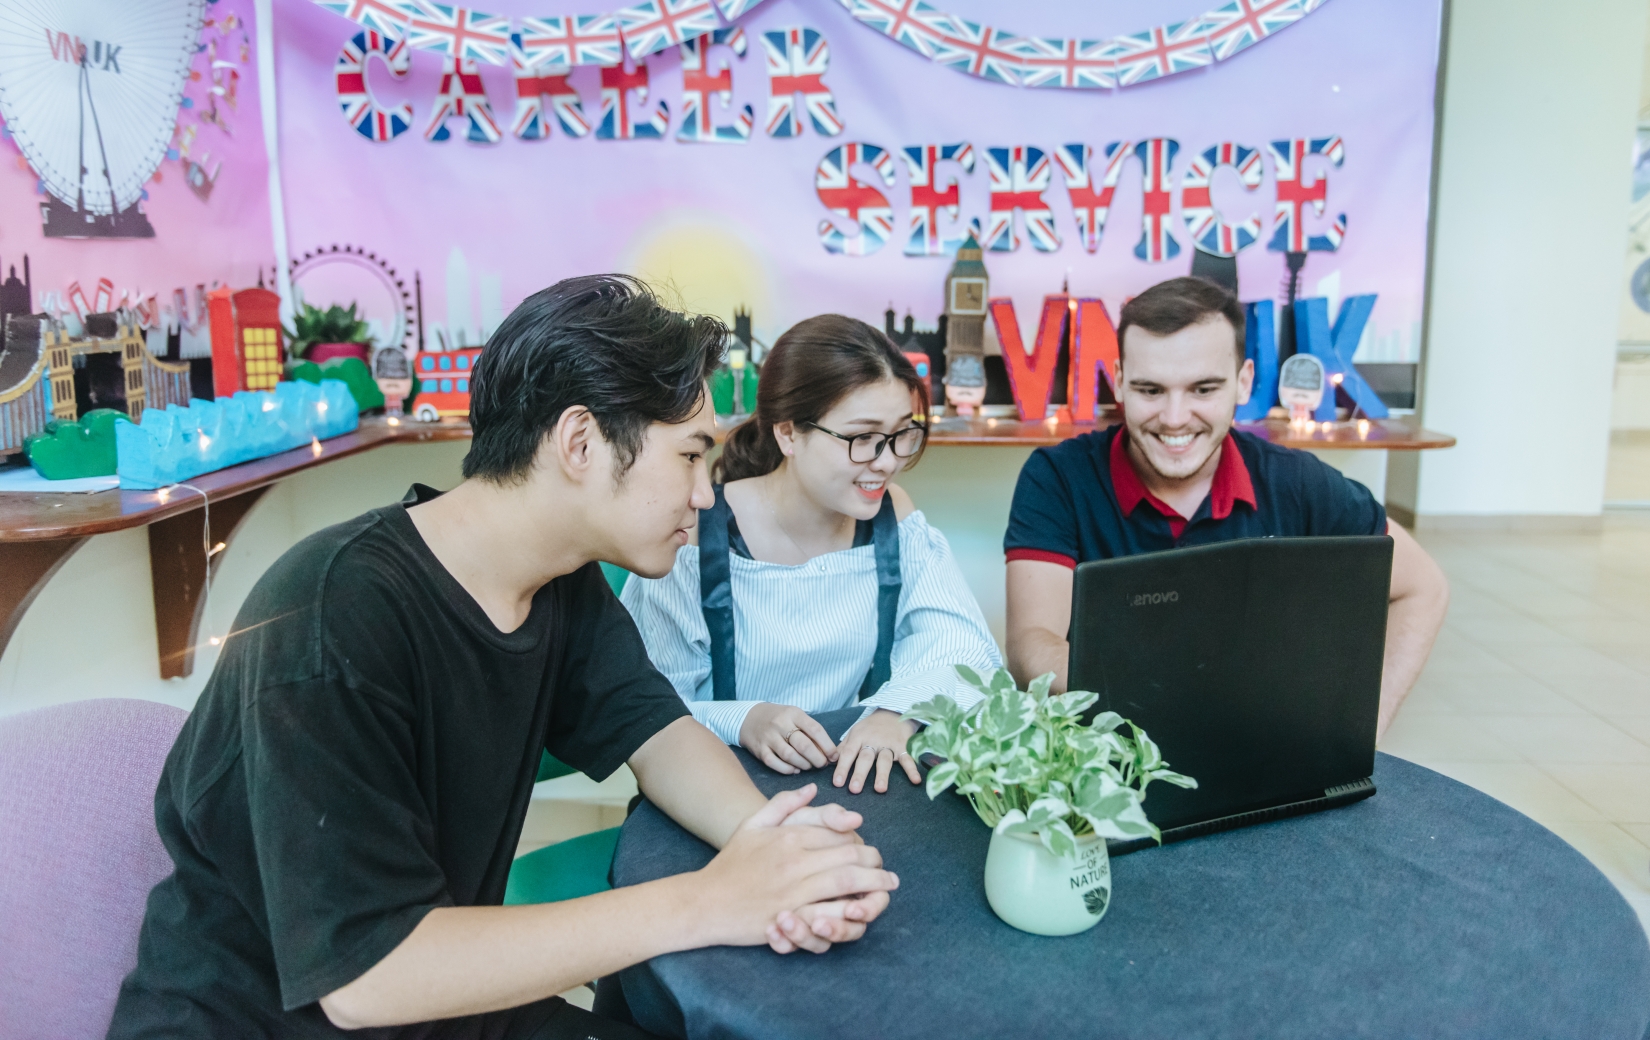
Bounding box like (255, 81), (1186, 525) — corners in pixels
(619, 509), (1002, 744)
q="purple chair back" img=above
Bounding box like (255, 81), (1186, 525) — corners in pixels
(0, 698), (186, 1040)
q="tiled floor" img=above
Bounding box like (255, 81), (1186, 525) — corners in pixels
(1606, 430), (1650, 504)
(1379, 512), (1650, 934)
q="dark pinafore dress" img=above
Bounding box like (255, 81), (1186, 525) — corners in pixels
(697, 483), (902, 702)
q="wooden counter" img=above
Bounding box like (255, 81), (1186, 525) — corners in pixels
(911, 413), (1456, 450)
(0, 413), (1451, 676)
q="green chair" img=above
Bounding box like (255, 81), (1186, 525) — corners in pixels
(508, 748), (619, 905)
(599, 561), (629, 596)
(504, 827), (621, 906)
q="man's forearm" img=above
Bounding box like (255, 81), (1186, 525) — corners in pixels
(322, 874), (709, 1029)
(1008, 628), (1070, 693)
(631, 716), (767, 849)
(1377, 588), (1448, 737)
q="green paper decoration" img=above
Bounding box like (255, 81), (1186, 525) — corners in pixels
(291, 357), (385, 413)
(24, 408), (128, 479)
(709, 365), (758, 416)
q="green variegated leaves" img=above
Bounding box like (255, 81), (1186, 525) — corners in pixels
(907, 666), (1196, 849)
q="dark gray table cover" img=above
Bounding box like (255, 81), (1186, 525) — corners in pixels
(612, 709), (1650, 1040)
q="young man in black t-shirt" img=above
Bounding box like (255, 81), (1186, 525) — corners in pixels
(1004, 277), (1449, 738)
(109, 276), (899, 1039)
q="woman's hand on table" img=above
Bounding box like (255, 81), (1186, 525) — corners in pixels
(740, 703), (837, 775)
(766, 894), (891, 954)
(833, 709), (921, 794)
(696, 783), (897, 955)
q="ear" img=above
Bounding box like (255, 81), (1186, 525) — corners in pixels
(1235, 357), (1255, 406)
(772, 420), (798, 458)
(1111, 358), (1124, 389)
(547, 405), (603, 484)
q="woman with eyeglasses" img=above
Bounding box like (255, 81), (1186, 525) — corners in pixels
(620, 314), (1001, 794)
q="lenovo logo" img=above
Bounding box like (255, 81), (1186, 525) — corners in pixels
(1128, 591), (1179, 607)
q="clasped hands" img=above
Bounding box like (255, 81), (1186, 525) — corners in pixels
(704, 783), (899, 955)
(738, 704), (922, 794)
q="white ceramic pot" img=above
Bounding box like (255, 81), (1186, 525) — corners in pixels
(983, 829), (1111, 936)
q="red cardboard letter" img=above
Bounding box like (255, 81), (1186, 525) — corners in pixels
(1070, 298), (1120, 422)
(988, 295), (1068, 421)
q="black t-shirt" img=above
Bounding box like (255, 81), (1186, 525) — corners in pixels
(109, 487), (690, 1039)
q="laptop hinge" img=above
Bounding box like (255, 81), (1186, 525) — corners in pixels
(1107, 777), (1376, 857)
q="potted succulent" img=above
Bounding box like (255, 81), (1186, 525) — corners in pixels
(907, 667), (1196, 936)
(284, 302), (372, 365)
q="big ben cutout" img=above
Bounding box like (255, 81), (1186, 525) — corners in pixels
(942, 232), (989, 416)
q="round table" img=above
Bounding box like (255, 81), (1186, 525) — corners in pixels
(612, 710), (1650, 1040)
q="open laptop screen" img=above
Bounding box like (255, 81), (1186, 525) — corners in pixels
(1069, 536), (1392, 832)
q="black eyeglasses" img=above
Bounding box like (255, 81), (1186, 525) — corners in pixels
(803, 421), (928, 463)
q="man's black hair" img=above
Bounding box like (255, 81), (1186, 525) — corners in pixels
(463, 274), (725, 483)
(1116, 276), (1246, 366)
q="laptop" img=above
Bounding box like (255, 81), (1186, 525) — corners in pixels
(1068, 536), (1393, 856)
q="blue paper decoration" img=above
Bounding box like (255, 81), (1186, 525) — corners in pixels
(1234, 299), (1277, 421)
(115, 380), (359, 490)
(1292, 294), (1387, 421)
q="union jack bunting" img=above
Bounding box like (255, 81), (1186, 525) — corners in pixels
(337, 31), (412, 142)
(678, 29), (752, 142)
(762, 28), (842, 138)
(1197, 0), (1305, 61)
(711, 0), (768, 18)
(1181, 142), (1264, 256)
(564, 14), (624, 66)
(1108, 20), (1212, 87)
(984, 146), (1059, 253)
(900, 142), (975, 256)
(1018, 37), (1115, 90)
(1300, 0), (1331, 11)
(928, 17), (1024, 85)
(596, 59), (669, 139)
(511, 32), (590, 138)
(513, 16), (573, 72)
(1131, 138), (1180, 262)
(840, 0), (950, 59)
(316, 0), (411, 37)
(1268, 136), (1345, 252)
(616, 0), (719, 60)
(402, 2), (510, 66)
(1055, 141), (1132, 253)
(424, 56), (501, 141)
(816, 142), (896, 256)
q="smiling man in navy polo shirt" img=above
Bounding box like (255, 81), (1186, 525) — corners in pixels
(1004, 276), (1448, 737)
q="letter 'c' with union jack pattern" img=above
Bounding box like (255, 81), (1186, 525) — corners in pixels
(336, 30), (411, 142)
(1182, 141), (1263, 256)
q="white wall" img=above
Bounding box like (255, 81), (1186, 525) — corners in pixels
(1409, 0), (1648, 518)
(0, 442), (470, 718)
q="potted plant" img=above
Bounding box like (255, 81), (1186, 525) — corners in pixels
(284, 302), (372, 365)
(907, 667), (1196, 936)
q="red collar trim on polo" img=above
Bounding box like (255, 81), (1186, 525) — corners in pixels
(1110, 428), (1257, 528)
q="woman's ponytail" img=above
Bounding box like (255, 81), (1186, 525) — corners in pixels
(714, 415), (784, 482)
(709, 314), (927, 485)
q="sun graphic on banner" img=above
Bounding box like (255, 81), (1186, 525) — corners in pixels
(621, 215), (773, 339)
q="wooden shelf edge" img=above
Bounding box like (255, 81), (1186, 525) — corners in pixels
(1, 413), (1451, 544)
(0, 419), (470, 543)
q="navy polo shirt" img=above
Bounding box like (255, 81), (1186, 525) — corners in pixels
(1005, 425), (1387, 566)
